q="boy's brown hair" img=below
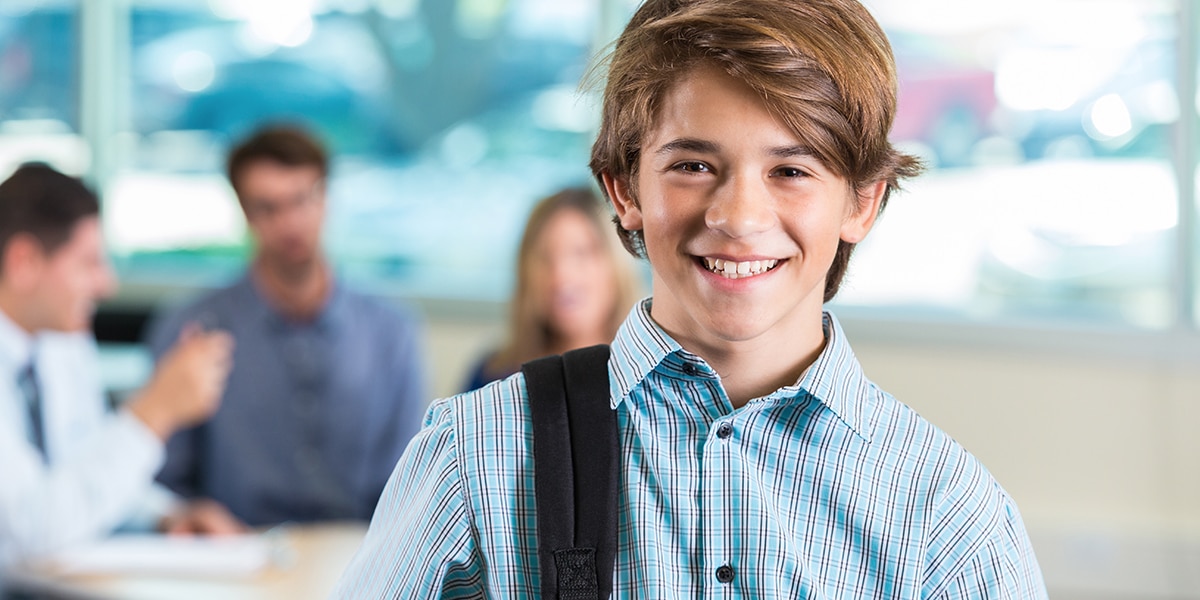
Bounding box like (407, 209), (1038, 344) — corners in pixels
(589, 0), (922, 301)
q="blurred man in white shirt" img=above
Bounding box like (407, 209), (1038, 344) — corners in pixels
(0, 163), (236, 568)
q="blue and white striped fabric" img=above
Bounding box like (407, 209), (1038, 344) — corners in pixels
(333, 300), (1047, 598)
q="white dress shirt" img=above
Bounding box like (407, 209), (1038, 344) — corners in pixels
(0, 308), (168, 567)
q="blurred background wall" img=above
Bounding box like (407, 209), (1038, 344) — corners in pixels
(4, 0), (1199, 597)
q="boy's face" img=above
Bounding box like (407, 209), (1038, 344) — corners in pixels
(605, 65), (884, 349)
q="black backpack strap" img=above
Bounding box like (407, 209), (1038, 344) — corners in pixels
(524, 344), (617, 600)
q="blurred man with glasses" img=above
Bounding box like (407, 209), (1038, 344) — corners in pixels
(145, 126), (428, 531)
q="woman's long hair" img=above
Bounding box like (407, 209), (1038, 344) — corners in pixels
(488, 187), (642, 375)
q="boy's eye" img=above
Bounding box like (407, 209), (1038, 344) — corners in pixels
(773, 166), (808, 178)
(674, 161), (710, 173)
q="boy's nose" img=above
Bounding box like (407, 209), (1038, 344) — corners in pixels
(705, 175), (777, 238)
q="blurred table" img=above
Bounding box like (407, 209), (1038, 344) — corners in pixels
(4, 522), (367, 600)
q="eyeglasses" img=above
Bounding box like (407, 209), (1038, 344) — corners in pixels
(242, 181), (325, 221)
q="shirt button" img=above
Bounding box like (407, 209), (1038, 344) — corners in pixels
(715, 564), (735, 583)
(682, 363), (698, 376)
(716, 422), (733, 439)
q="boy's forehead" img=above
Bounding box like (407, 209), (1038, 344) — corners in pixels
(641, 67), (809, 151)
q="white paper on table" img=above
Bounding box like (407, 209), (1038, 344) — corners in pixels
(47, 534), (272, 577)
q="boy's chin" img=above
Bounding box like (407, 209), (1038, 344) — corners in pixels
(684, 294), (824, 344)
(699, 318), (780, 344)
(678, 305), (787, 344)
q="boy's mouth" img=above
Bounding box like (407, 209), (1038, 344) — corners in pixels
(701, 257), (780, 280)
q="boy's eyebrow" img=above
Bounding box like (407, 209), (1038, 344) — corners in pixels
(653, 139), (817, 160)
(654, 138), (720, 155)
(770, 144), (816, 158)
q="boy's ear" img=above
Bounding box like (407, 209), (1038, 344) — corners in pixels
(602, 172), (643, 231)
(841, 180), (887, 244)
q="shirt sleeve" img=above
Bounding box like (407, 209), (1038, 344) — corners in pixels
(115, 482), (182, 533)
(924, 481), (1049, 599)
(0, 408), (165, 562)
(331, 399), (483, 599)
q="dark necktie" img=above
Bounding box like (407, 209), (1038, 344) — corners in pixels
(17, 362), (46, 459)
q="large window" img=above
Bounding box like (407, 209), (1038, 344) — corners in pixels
(2, 0), (1197, 332)
(839, 0), (1181, 329)
(0, 1), (87, 177)
(103, 0), (599, 303)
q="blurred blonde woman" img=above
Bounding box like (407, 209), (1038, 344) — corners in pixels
(462, 187), (642, 392)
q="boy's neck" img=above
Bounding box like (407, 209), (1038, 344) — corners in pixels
(653, 307), (828, 409)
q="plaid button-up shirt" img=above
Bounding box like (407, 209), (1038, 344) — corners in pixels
(335, 300), (1047, 598)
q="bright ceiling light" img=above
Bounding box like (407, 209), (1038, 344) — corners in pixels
(1088, 93), (1133, 139)
(172, 50), (216, 92)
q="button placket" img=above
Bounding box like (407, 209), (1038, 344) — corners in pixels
(702, 405), (737, 593)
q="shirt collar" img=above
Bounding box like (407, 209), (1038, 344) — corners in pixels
(609, 300), (877, 442)
(608, 298), (680, 409)
(785, 312), (878, 442)
(0, 307), (35, 374)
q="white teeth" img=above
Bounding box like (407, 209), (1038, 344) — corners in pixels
(702, 257), (779, 279)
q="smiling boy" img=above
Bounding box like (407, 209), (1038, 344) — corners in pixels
(602, 62), (885, 406)
(334, 0), (1047, 597)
